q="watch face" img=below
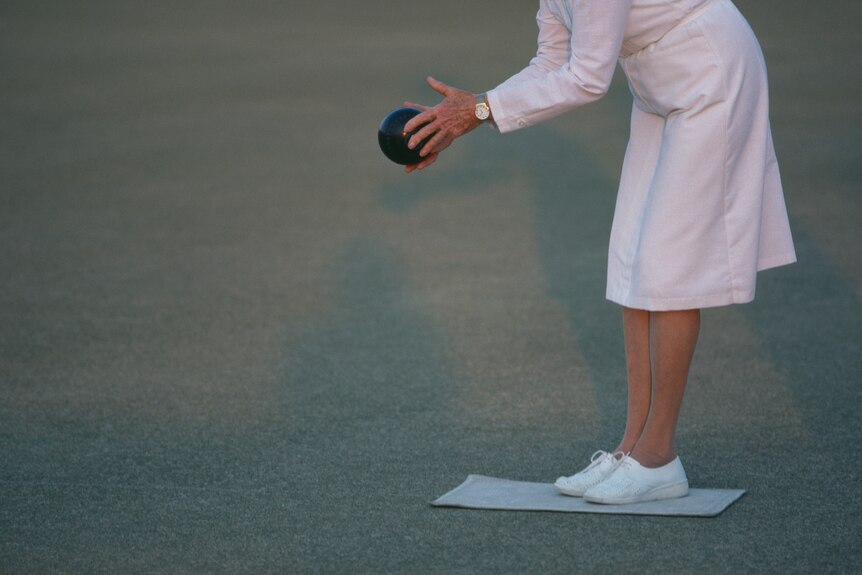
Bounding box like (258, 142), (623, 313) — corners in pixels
(476, 104), (490, 121)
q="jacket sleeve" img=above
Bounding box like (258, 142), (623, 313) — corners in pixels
(487, 0), (633, 133)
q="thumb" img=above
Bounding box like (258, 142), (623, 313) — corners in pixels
(426, 76), (450, 96)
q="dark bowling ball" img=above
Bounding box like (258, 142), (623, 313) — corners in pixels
(378, 107), (430, 165)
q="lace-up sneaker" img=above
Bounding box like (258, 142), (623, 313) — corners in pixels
(554, 450), (625, 497)
(583, 455), (689, 504)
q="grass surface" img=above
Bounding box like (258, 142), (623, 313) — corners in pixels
(1, 1), (860, 573)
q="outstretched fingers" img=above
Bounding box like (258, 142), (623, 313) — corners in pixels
(417, 129), (454, 158)
(426, 76), (451, 96)
(400, 76), (466, 173)
(403, 107), (434, 136)
(404, 152), (439, 173)
(406, 118), (440, 152)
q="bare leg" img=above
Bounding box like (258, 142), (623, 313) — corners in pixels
(556, 307), (698, 496)
(615, 307), (652, 455)
(630, 309), (701, 468)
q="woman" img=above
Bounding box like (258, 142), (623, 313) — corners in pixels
(403, 0), (796, 504)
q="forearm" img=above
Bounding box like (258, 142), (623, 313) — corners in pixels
(487, 61), (612, 133)
(487, 0), (632, 133)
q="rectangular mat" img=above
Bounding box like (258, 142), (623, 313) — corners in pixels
(432, 475), (745, 517)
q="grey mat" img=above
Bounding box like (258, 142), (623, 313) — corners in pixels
(432, 475), (746, 517)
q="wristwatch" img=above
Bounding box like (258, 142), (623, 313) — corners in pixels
(475, 93), (491, 122)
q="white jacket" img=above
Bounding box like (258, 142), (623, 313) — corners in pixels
(486, 0), (714, 133)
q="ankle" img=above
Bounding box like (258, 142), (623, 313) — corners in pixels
(629, 446), (676, 468)
(615, 436), (640, 455)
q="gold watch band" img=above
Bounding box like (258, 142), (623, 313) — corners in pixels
(475, 93), (491, 121)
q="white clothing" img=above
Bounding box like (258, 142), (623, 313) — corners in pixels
(486, 0), (796, 310)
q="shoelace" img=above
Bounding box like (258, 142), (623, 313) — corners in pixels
(589, 450), (607, 464)
(583, 450), (614, 472)
(584, 450), (626, 472)
(617, 454), (634, 469)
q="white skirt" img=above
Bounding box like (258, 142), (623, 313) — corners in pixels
(606, 0), (796, 311)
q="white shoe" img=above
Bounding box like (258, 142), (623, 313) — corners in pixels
(554, 450), (625, 497)
(583, 455), (689, 505)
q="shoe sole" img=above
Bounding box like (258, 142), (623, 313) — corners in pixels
(583, 481), (689, 505)
(554, 483), (586, 497)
